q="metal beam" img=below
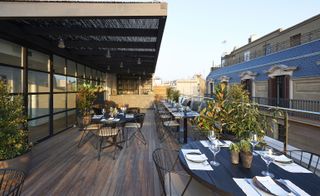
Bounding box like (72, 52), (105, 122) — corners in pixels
(25, 27), (159, 37)
(66, 40), (156, 49)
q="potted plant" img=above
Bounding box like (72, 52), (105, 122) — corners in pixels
(76, 83), (100, 127)
(239, 140), (253, 168)
(229, 143), (240, 164)
(0, 81), (31, 174)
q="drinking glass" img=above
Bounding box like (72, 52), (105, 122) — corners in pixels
(207, 131), (216, 143)
(250, 133), (259, 156)
(261, 148), (275, 178)
(209, 141), (220, 166)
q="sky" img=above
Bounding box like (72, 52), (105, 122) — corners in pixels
(155, 0), (320, 81)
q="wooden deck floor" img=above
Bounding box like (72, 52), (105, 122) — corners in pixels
(22, 109), (179, 196)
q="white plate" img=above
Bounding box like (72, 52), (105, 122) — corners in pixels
(185, 153), (208, 163)
(274, 155), (293, 164)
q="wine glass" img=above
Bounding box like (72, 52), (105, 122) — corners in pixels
(209, 141), (220, 166)
(261, 147), (275, 178)
(250, 132), (259, 156)
(207, 131), (216, 144)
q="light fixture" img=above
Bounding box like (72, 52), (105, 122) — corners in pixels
(143, 71), (146, 75)
(120, 62), (124, 68)
(106, 49), (111, 58)
(107, 66), (110, 71)
(137, 57), (142, 65)
(127, 68), (130, 74)
(58, 38), (65, 49)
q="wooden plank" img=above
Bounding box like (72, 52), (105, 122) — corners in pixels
(22, 109), (179, 196)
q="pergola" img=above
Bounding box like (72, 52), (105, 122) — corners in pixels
(0, 0), (167, 77)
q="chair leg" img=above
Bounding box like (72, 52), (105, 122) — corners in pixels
(98, 136), (103, 161)
(112, 136), (117, 160)
(137, 128), (147, 145)
(78, 128), (87, 148)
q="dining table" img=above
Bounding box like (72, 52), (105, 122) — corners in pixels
(179, 141), (320, 196)
(161, 101), (199, 143)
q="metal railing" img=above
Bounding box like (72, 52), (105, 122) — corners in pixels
(223, 28), (320, 66)
(252, 97), (320, 120)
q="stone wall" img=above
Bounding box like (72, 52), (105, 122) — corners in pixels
(293, 77), (320, 100)
(109, 94), (154, 109)
(254, 81), (268, 97)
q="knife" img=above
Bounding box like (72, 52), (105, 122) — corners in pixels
(244, 178), (262, 196)
(276, 179), (300, 196)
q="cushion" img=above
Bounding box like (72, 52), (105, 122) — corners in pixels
(125, 122), (141, 128)
(163, 121), (180, 127)
(164, 172), (214, 196)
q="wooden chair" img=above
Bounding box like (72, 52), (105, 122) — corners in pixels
(287, 150), (320, 176)
(0, 169), (26, 196)
(152, 148), (215, 196)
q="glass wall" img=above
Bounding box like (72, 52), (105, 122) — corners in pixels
(0, 38), (105, 143)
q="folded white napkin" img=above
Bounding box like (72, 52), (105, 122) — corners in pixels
(113, 118), (120, 122)
(181, 149), (213, 171)
(256, 151), (312, 174)
(200, 140), (232, 148)
(185, 153), (208, 163)
(92, 115), (104, 119)
(233, 178), (262, 196)
(256, 176), (288, 195)
(125, 114), (134, 118)
(172, 112), (184, 117)
(274, 155), (292, 163)
(186, 112), (199, 117)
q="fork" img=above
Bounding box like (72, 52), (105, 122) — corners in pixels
(244, 178), (262, 196)
(277, 179), (300, 196)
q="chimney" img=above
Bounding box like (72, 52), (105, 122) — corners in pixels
(248, 34), (257, 43)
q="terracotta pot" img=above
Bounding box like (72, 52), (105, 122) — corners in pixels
(230, 151), (239, 164)
(0, 151), (32, 175)
(240, 152), (253, 168)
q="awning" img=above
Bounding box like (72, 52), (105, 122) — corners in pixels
(0, 1), (167, 76)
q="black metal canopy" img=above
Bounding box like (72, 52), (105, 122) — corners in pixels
(0, 1), (167, 76)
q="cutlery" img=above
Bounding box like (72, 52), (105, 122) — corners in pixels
(277, 179), (300, 196)
(244, 178), (262, 196)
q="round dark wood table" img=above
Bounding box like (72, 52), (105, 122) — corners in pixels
(179, 141), (320, 195)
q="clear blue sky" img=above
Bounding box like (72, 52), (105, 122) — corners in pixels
(155, 0), (320, 81)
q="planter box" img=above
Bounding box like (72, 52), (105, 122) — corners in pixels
(0, 151), (32, 174)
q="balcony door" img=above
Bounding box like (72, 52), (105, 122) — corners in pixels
(268, 75), (289, 107)
(241, 79), (252, 98)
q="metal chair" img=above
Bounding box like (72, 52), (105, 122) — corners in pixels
(95, 125), (121, 160)
(0, 169), (26, 196)
(78, 116), (102, 148)
(152, 148), (215, 196)
(125, 113), (146, 147)
(287, 150), (320, 176)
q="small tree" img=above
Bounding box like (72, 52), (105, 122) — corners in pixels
(77, 83), (100, 117)
(0, 81), (29, 160)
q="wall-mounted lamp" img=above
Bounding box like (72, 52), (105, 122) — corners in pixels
(127, 68), (130, 74)
(107, 65), (110, 71)
(120, 62), (124, 68)
(58, 38), (65, 49)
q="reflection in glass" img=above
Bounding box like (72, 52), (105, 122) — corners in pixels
(53, 55), (65, 74)
(77, 64), (85, 78)
(28, 94), (49, 118)
(67, 60), (76, 76)
(28, 117), (49, 142)
(67, 77), (77, 92)
(28, 71), (49, 92)
(0, 65), (22, 93)
(53, 74), (66, 92)
(28, 49), (49, 72)
(53, 112), (66, 134)
(54, 94), (66, 113)
(67, 110), (76, 127)
(0, 39), (21, 67)
(67, 93), (76, 109)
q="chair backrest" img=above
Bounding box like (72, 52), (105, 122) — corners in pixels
(135, 113), (145, 128)
(152, 148), (179, 195)
(190, 100), (201, 112)
(287, 150), (320, 176)
(0, 169), (26, 196)
(127, 107), (140, 114)
(198, 100), (207, 112)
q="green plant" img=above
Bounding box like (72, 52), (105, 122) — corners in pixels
(166, 87), (180, 102)
(77, 83), (101, 116)
(229, 143), (240, 153)
(0, 81), (29, 160)
(239, 140), (251, 153)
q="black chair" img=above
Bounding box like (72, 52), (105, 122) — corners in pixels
(0, 169), (26, 196)
(95, 125), (121, 160)
(152, 148), (215, 196)
(287, 150), (320, 176)
(78, 116), (102, 148)
(125, 113), (146, 147)
(127, 107), (140, 114)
